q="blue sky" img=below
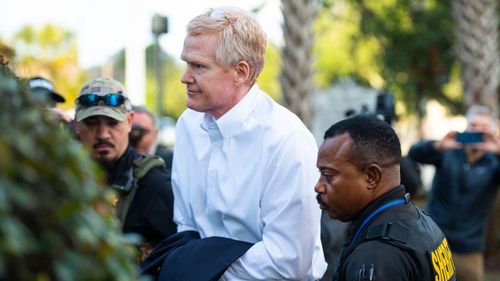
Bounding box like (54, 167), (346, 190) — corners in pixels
(1, 0), (282, 67)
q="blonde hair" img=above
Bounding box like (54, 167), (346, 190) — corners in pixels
(186, 7), (267, 83)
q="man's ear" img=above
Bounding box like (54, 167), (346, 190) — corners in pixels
(127, 112), (134, 133)
(364, 163), (382, 190)
(234, 60), (250, 84)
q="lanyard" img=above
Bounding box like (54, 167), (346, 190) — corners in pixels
(351, 198), (406, 243)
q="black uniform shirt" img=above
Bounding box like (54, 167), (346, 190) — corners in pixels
(107, 146), (177, 244)
(336, 186), (454, 281)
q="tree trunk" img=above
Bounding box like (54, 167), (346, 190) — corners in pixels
(453, 1), (500, 275)
(452, 0), (499, 116)
(280, 0), (319, 128)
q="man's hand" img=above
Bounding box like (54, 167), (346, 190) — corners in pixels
(474, 132), (500, 155)
(434, 131), (462, 151)
(46, 108), (73, 123)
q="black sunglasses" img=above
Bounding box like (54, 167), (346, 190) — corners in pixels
(77, 93), (127, 107)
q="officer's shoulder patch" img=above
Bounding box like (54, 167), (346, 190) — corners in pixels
(356, 263), (376, 281)
(428, 238), (456, 281)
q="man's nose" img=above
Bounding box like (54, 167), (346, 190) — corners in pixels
(97, 123), (111, 139)
(180, 67), (194, 84)
(314, 180), (325, 193)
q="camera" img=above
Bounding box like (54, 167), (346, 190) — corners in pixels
(455, 132), (484, 143)
(375, 92), (396, 125)
(343, 92), (396, 125)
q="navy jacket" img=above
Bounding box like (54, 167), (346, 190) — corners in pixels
(141, 231), (253, 281)
(409, 140), (500, 253)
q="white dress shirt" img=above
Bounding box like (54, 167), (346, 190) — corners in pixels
(172, 85), (327, 280)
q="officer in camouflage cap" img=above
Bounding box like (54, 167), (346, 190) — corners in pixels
(73, 77), (176, 261)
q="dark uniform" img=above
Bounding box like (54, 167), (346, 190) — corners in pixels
(333, 186), (456, 281)
(106, 146), (177, 244)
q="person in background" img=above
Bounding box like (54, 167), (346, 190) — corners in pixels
(172, 6), (326, 280)
(28, 76), (66, 106)
(316, 114), (455, 281)
(73, 77), (176, 261)
(409, 105), (500, 281)
(130, 105), (173, 172)
(28, 76), (72, 124)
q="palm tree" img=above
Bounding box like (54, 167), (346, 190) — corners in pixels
(452, 0), (499, 116)
(280, 0), (319, 128)
(453, 1), (500, 273)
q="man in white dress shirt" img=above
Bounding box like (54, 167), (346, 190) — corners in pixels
(172, 6), (327, 280)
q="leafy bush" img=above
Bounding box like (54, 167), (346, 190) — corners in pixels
(0, 64), (138, 280)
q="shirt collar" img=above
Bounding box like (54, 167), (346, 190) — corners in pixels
(201, 84), (260, 138)
(107, 146), (137, 184)
(343, 185), (407, 246)
(352, 185), (407, 227)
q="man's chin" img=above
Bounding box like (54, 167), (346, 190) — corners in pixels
(327, 210), (345, 221)
(93, 153), (116, 168)
(97, 156), (111, 164)
(186, 99), (203, 112)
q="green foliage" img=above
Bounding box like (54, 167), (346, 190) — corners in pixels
(318, 0), (463, 116)
(0, 65), (138, 280)
(12, 24), (88, 111)
(257, 41), (282, 101)
(356, 0), (461, 114)
(0, 39), (16, 63)
(314, 1), (382, 89)
(145, 44), (186, 119)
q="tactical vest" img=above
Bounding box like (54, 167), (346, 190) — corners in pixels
(334, 207), (456, 281)
(114, 155), (166, 227)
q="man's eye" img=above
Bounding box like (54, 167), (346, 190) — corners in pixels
(320, 172), (333, 182)
(84, 120), (98, 126)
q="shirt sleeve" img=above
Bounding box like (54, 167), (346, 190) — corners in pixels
(408, 140), (442, 166)
(343, 241), (419, 281)
(222, 130), (325, 280)
(171, 117), (197, 233)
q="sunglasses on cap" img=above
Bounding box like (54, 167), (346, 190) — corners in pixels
(77, 93), (127, 107)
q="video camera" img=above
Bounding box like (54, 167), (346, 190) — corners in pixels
(343, 92), (396, 125)
(375, 92), (396, 125)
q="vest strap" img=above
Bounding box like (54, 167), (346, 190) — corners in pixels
(365, 222), (409, 244)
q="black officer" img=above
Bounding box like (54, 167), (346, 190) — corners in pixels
(315, 115), (456, 281)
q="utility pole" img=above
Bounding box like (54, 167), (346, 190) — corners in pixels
(151, 14), (169, 117)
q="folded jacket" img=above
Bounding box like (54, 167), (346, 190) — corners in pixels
(140, 231), (254, 281)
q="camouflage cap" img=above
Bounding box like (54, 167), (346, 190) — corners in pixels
(75, 77), (131, 122)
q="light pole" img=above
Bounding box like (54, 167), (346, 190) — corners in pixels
(151, 14), (168, 117)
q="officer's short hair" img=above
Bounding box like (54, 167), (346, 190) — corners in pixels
(324, 114), (401, 169)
